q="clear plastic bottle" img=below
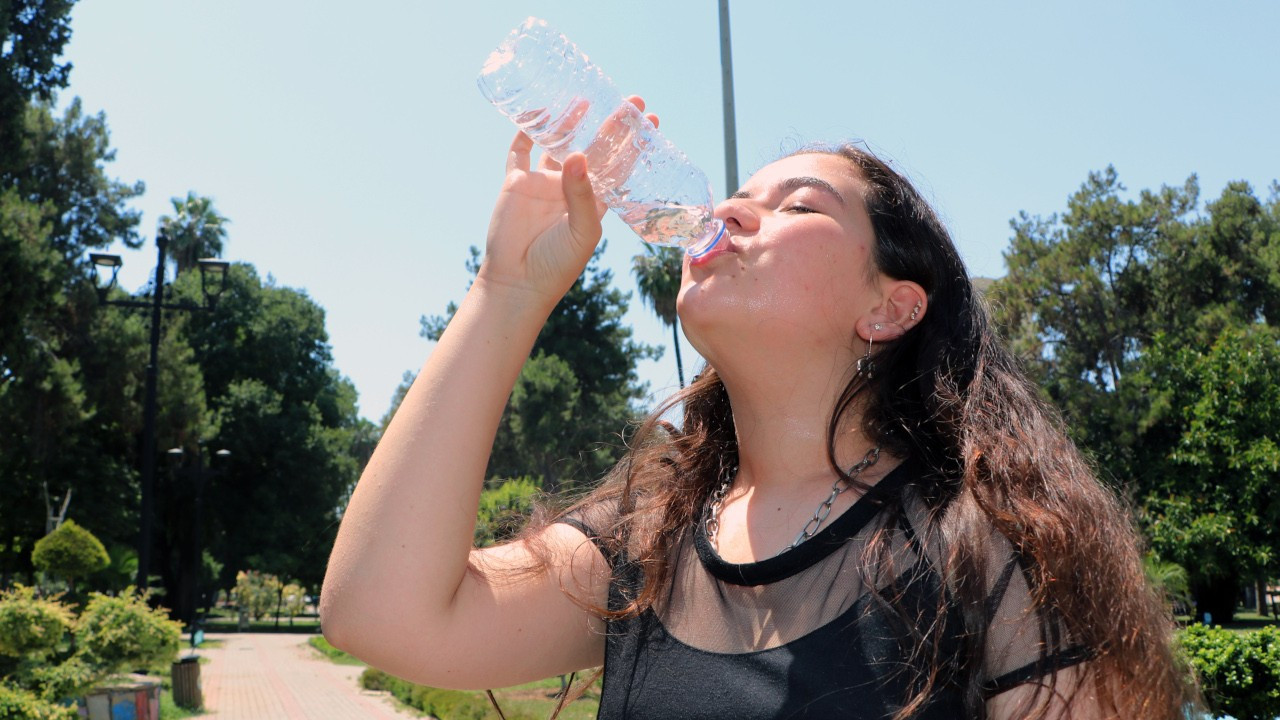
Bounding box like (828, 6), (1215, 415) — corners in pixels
(478, 17), (725, 257)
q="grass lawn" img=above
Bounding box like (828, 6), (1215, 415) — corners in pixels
(160, 689), (206, 719)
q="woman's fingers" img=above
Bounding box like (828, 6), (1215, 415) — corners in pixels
(625, 95), (659, 129)
(537, 152), (563, 172)
(561, 153), (604, 251)
(506, 131), (534, 173)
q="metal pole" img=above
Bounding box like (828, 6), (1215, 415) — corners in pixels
(718, 0), (739, 194)
(135, 234), (168, 590)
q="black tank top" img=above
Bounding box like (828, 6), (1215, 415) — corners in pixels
(561, 462), (1087, 719)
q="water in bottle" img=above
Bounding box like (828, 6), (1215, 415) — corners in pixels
(478, 17), (725, 257)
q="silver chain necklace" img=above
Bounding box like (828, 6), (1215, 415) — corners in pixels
(704, 447), (881, 552)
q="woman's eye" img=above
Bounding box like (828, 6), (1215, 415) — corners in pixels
(786, 204), (817, 214)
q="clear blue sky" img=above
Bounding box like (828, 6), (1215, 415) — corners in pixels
(60, 1), (1280, 423)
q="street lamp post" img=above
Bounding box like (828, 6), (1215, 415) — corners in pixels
(90, 230), (229, 591)
(167, 446), (230, 627)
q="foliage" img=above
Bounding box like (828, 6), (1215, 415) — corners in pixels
(0, 684), (77, 720)
(280, 582), (306, 620)
(632, 244), (686, 386)
(1, 5), (370, 624)
(1143, 553), (1192, 615)
(0, 99), (145, 584)
(0, 586), (73, 658)
(74, 590), (181, 674)
(160, 191), (228, 278)
(1179, 624), (1280, 720)
(1138, 325), (1280, 621)
(421, 244), (658, 493)
(178, 264), (370, 590)
(31, 520), (110, 586)
(475, 478), (540, 547)
(359, 668), (492, 720)
(0, 586), (178, 707)
(991, 169), (1280, 622)
(307, 636), (362, 665)
(232, 570), (281, 621)
(0, 0), (76, 176)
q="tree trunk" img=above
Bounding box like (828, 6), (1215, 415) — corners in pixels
(1259, 576), (1270, 617)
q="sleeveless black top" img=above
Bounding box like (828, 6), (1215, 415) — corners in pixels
(561, 462), (1088, 719)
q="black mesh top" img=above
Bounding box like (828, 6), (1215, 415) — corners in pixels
(559, 461), (1089, 719)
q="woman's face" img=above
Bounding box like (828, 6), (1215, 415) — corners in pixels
(677, 153), (881, 363)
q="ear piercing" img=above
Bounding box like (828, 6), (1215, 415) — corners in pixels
(909, 301), (922, 322)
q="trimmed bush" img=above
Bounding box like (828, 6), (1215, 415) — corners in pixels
(1179, 624), (1280, 720)
(0, 684), (77, 720)
(0, 587), (181, 710)
(74, 590), (181, 674)
(31, 521), (110, 587)
(358, 667), (489, 719)
(0, 586), (73, 658)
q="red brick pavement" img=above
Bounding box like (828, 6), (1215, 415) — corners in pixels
(197, 633), (415, 719)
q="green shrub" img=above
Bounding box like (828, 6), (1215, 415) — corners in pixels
(475, 477), (540, 546)
(31, 521), (110, 588)
(359, 667), (389, 691)
(0, 586), (74, 658)
(21, 658), (94, 703)
(358, 667), (488, 719)
(1179, 624), (1280, 720)
(74, 590), (181, 674)
(0, 684), (77, 720)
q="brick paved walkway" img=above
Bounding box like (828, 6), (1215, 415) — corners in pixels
(197, 633), (415, 719)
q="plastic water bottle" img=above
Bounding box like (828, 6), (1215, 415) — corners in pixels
(478, 17), (726, 257)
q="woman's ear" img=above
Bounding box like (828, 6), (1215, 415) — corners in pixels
(856, 281), (927, 342)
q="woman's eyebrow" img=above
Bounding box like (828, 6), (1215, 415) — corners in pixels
(728, 176), (847, 206)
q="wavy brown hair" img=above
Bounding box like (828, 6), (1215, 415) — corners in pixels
(543, 144), (1196, 718)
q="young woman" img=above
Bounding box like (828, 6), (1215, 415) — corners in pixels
(321, 100), (1195, 719)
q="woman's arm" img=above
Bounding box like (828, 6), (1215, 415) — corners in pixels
(320, 109), (641, 689)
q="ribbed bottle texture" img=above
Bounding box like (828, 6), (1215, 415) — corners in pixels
(478, 18), (724, 256)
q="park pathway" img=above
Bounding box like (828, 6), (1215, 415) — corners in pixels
(197, 633), (415, 719)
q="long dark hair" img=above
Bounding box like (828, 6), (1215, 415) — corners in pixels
(544, 144), (1195, 718)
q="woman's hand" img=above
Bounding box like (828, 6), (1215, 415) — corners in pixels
(479, 96), (658, 305)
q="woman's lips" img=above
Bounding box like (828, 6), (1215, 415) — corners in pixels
(688, 235), (736, 267)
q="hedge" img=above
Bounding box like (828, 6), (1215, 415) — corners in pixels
(359, 668), (500, 720)
(1179, 624), (1280, 720)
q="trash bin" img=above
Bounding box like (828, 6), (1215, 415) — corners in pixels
(79, 676), (161, 720)
(171, 656), (203, 710)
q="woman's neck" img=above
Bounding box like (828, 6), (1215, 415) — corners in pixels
(717, 354), (878, 494)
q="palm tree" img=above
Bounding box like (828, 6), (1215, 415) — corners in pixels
(632, 245), (686, 387)
(160, 192), (228, 277)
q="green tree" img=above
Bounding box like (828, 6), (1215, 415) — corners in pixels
(991, 169), (1280, 622)
(632, 244), (686, 387)
(421, 244), (658, 493)
(1140, 326), (1280, 622)
(0, 100), (144, 585)
(179, 264), (367, 590)
(0, 0), (76, 176)
(160, 191), (228, 277)
(30, 519), (109, 594)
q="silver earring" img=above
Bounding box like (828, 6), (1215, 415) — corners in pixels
(909, 301), (922, 322)
(857, 327), (876, 378)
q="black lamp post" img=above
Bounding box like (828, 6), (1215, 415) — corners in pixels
(167, 445), (230, 627)
(90, 231), (230, 591)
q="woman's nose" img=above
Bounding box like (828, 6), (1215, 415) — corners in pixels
(714, 197), (759, 234)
